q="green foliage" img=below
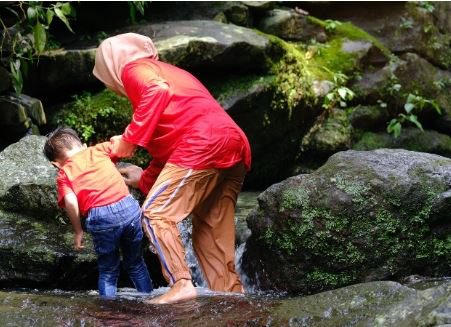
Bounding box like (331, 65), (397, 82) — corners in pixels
(433, 78), (451, 91)
(1, 1), (75, 93)
(399, 17), (414, 30)
(265, 36), (314, 117)
(324, 19), (342, 32)
(322, 72), (355, 110)
(128, 1), (148, 24)
(55, 90), (151, 167)
(415, 1), (435, 13)
(56, 90), (132, 143)
(387, 93), (441, 138)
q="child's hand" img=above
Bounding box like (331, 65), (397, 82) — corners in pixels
(74, 231), (85, 251)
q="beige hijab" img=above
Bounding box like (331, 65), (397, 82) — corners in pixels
(93, 33), (158, 95)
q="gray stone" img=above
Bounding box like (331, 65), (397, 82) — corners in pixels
(126, 20), (271, 73)
(256, 9), (327, 42)
(434, 2), (451, 34)
(302, 108), (352, 155)
(0, 135), (97, 287)
(0, 93), (46, 125)
(0, 135), (58, 216)
(0, 65), (11, 93)
(242, 149), (451, 294)
(353, 53), (451, 119)
(349, 105), (389, 131)
(353, 128), (451, 158)
(25, 48), (98, 97)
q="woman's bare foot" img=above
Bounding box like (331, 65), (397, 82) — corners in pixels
(146, 279), (196, 304)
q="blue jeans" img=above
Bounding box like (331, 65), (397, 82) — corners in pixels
(85, 195), (153, 298)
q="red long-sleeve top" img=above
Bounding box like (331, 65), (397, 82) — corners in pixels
(121, 58), (251, 194)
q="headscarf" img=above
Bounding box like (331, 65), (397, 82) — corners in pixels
(92, 33), (159, 95)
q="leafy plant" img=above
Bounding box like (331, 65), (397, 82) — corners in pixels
(322, 72), (355, 110)
(0, 1), (75, 93)
(56, 90), (151, 167)
(128, 1), (148, 24)
(433, 78), (451, 91)
(324, 19), (342, 32)
(400, 17), (414, 30)
(416, 1), (435, 13)
(387, 93), (441, 138)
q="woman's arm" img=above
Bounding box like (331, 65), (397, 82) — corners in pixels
(121, 63), (172, 149)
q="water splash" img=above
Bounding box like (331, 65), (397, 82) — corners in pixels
(178, 219), (207, 287)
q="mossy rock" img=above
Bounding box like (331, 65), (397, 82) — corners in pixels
(353, 128), (451, 158)
(53, 89), (150, 167)
(242, 149), (451, 294)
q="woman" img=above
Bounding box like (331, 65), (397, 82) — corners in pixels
(93, 33), (251, 304)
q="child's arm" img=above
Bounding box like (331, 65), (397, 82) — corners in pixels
(64, 192), (85, 251)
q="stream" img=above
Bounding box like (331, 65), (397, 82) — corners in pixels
(0, 192), (449, 326)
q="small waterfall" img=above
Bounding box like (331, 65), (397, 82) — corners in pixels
(178, 219), (207, 287)
(235, 242), (258, 293)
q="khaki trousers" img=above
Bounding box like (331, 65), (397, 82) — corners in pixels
(141, 163), (245, 292)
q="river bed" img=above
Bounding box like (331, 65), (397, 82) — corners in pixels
(1, 192), (449, 326)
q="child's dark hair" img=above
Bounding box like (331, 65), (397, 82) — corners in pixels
(43, 127), (82, 162)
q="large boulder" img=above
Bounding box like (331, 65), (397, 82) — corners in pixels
(25, 20), (273, 99)
(302, 2), (451, 69)
(128, 20), (272, 74)
(353, 128), (451, 158)
(256, 8), (327, 42)
(0, 93), (46, 147)
(242, 149), (451, 294)
(353, 53), (451, 133)
(0, 135), (98, 288)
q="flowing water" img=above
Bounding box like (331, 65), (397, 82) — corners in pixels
(1, 192), (449, 326)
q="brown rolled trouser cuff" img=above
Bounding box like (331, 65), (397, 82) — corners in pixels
(141, 163), (245, 292)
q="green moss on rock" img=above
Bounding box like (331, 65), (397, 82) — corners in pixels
(54, 90), (150, 167)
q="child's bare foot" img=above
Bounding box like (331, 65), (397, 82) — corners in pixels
(146, 279), (196, 304)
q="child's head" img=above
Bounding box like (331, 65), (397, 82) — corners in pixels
(43, 127), (84, 167)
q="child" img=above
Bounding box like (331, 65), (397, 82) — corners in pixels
(43, 127), (152, 298)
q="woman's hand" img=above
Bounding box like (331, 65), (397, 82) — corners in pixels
(118, 165), (143, 189)
(110, 135), (137, 158)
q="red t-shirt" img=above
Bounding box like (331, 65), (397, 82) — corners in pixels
(121, 58), (252, 194)
(56, 142), (129, 216)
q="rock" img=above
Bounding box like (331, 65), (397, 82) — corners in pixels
(208, 74), (312, 189)
(433, 2), (451, 34)
(303, 2), (451, 69)
(302, 108), (352, 156)
(353, 128), (451, 158)
(0, 278), (449, 326)
(222, 3), (251, 26)
(0, 94), (47, 157)
(242, 1), (275, 11)
(242, 149), (451, 294)
(256, 9), (327, 42)
(0, 136), (59, 216)
(311, 80), (334, 97)
(341, 39), (387, 67)
(127, 20), (272, 74)
(353, 53), (451, 120)
(29, 19), (274, 98)
(0, 136), (98, 288)
(0, 65), (11, 93)
(349, 105), (389, 131)
(24, 48), (100, 100)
